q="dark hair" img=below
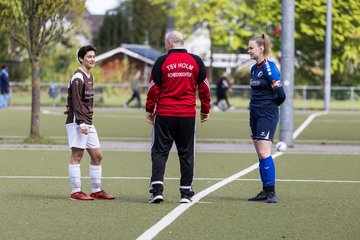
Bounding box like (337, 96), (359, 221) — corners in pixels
(77, 45), (96, 63)
(1, 65), (6, 69)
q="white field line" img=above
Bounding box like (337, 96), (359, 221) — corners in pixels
(136, 152), (282, 240)
(236, 178), (360, 184)
(137, 111), (328, 240)
(0, 175), (358, 184)
(292, 111), (329, 139)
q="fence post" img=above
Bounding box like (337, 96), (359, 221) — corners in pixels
(302, 86), (307, 111)
(350, 86), (355, 111)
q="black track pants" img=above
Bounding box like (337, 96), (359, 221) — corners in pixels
(150, 116), (195, 193)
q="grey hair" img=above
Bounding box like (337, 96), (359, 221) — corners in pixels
(166, 31), (184, 45)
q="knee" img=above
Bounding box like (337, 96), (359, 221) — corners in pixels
(70, 152), (84, 164)
(92, 154), (103, 165)
(257, 150), (271, 160)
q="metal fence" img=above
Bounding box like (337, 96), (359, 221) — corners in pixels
(8, 82), (360, 111)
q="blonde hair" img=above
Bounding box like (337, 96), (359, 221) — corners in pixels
(250, 33), (272, 58)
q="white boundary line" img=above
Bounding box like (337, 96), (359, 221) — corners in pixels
(292, 111), (328, 139)
(137, 111), (329, 240)
(136, 152), (283, 240)
(236, 178), (360, 183)
(0, 176), (358, 184)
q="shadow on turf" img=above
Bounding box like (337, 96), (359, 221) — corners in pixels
(17, 193), (152, 203)
(205, 195), (252, 202)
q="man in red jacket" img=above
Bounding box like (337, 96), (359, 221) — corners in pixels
(146, 31), (211, 204)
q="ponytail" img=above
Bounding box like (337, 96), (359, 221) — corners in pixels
(251, 33), (272, 58)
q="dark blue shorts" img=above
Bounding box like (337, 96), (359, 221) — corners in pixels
(249, 107), (279, 141)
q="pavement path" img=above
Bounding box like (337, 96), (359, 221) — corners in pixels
(0, 141), (359, 154)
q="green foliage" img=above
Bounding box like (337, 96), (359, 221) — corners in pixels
(152, 0), (254, 51)
(0, 0), (86, 60)
(0, 0), (86, 137)
(294, 0), (360, 85)
(95, 0), (167, 53)
(152, 0), (360, 86)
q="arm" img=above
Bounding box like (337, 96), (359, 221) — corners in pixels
(69, 77), (91, 134)
(266, 61), (286, 106)
(271, 80), (286, 106)
(70, 78), (86, 124)
(145, 58), (163, 124)
(145, 76), (160, 125)
(196, 57), (211, 122)
(198, 79), (211, 118)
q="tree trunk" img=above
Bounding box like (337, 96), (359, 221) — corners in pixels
(30, 58), (41, 137)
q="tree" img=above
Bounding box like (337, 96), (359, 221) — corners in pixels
(294, 0), (360, 86)
(95, 0), (167, 53)
(150, 0), (360, 86)
(0, 0), (85, 139)
(234, 0), (360, 86)
(151, 0), (255, 82)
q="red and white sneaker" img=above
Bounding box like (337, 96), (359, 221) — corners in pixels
(70, 191), (94, 201)
(90, 190), (116, 200)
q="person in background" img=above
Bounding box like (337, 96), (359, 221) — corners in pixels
(0, 65), (10, 108)
(65, 45), (115, 201)
(247, 33), (286, 203)
(125, 69), (142, 108)
(213, 74), (234, 111)
(145, 31), (211, 204)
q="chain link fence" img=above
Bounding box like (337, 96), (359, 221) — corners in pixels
(7, 82), (360, 111)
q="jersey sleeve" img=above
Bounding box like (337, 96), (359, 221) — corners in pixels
(266, 62), (286, 106)
(264, 61), (280, 81)
(193, 55), (211, 114)
(145, 57), (164, 113)
(145, 74), (160, 113)
(198, 77), (211, 114)
(69, 74), (88, 124)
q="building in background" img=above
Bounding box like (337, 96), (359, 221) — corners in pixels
(95, 44), (161, 83)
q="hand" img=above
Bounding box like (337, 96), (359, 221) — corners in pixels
(64, 105), (70, 114)
(146, 112), (155, 125)
(200, 112), (209, 123)
(79, 124), (89, 135)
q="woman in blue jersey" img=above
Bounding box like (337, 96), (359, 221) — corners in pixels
(247, 33), (286, 203)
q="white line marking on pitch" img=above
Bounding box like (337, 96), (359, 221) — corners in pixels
(292, 111), (328, 139)
(137, 111), (329, 240)
(136, 152), (283, 240)
(0, 176), (358, 184)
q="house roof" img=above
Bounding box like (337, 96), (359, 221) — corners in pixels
(96, 44), (162, 65)
(95, 42), (254, 70)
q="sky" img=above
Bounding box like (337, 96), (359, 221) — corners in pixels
(86, 0), (120, 15)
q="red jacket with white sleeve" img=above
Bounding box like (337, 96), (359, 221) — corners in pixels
(146, 49), (211, 117)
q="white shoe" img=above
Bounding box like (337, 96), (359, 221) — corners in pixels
(148, 194), (164, 203)
(180, 197), (192, 204)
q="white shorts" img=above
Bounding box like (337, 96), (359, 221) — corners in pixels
(66, 123), (101, 149)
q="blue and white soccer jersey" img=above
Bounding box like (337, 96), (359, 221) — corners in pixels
(249, 60), (282, 141)
(249, 60), (281, 108)
(66, 123), (100, 149)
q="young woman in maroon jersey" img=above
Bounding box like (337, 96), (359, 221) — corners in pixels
(65, 45), (115, 201)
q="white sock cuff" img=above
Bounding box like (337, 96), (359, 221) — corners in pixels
(69, 164), (80, 168)
(89, 164), (102, 170)
(69, 164), (81, 177)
